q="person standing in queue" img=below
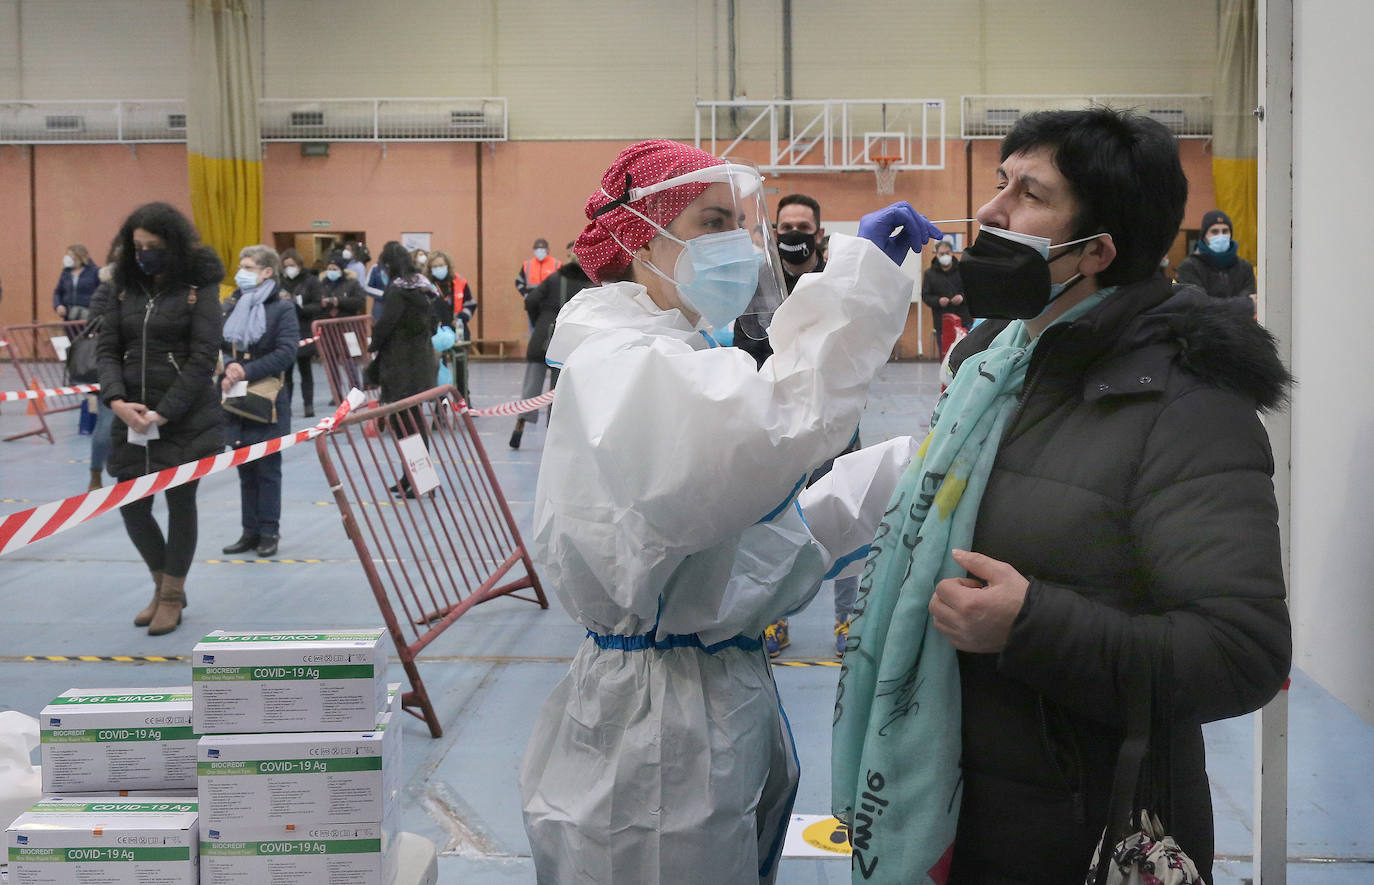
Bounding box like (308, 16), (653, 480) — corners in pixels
(832, 108), (1290, 883)
(367, 241), (439, 498)
(921, 238), (972, 354)
(97, 202), (225, 636)
(53, 244), (101, 321)
(278, 248), (323, 418)
(219, 245), (299, 560)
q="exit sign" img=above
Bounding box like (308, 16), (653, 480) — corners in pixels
(311, 220), (331, 228)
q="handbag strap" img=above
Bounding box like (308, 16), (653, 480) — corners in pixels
(1094, 632), (1163, 885)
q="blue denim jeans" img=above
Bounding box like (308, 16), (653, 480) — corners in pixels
(89, 398), (114, 474)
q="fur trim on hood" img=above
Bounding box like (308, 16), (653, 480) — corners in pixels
(1163, 287), (1291, 411)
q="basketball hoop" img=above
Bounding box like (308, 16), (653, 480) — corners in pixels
(872, 156), (901, 195)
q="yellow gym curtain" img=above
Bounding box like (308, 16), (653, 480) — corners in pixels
(1213, 0), (1258, 263)
(187, 0), (262, 299)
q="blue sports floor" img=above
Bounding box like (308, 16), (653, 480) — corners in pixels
(1, 357), (1371, 883)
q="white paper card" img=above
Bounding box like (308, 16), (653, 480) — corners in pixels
(344, 331), (362, 357)
(781, 814), (852, 858)
(225, 380), (248, 398)
(398, 433), (440, 496)
(50, 335), (70, 361)
(127, 422), (160, 446)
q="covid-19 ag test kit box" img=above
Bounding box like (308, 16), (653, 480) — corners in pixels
(196, 685), (402, 829)
(191, 630), (388, 734)
(39, 687), (197, 793)
(199, 820), (398, 885)
(6, 796), (199, 885)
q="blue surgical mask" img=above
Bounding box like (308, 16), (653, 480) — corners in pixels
(234, 268), (261, 291)
(1207, 233), (1232, 253)
(432, 266), (449, 280)
(668, 229), (763, 329)
(326, 269), (341, 281)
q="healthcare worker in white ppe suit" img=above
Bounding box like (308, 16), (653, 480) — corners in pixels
(519, 139), (941, 883)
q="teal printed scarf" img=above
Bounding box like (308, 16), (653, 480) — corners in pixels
(831, 290), (1113, 883)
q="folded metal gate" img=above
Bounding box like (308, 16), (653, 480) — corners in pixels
(311, 315), (376, 405)
(315, 387), (548, 738)
(3, 320), (88, 443)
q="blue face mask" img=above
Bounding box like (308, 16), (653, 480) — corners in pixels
(234, 268), (261, 291)
(667, 229), (763, 329)
(432, 266), (448, 280)
(1207, 233), (1232, 253)
(326, 269), (342, 282)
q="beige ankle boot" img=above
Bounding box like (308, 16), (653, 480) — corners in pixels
(147, 575), (186, 636)
(133, 570), (165, 627)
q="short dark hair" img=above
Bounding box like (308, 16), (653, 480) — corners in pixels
(379, 241), (414, 279)
(280, 248), (304, 267)
(1000, 107), (1186, 287)
(777, 193), (821, 227)
(112, 202), (203, 291)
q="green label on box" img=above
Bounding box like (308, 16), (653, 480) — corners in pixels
(200, 839), (381, 856)
(26, 801), (196, 814)
(41, 726), (196, 743)
(9, 846), (190, 862)
(199, 756), (382, 776)
(199, 632), (382, 643)
(192, 664), (375, 681)
(48, 693), (192, 705)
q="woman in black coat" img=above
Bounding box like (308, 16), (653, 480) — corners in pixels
(279, 247), (323, 418)
(368, 241), (439, 497)
(97, 202), (225, 636)
(219, 245), (300, 559)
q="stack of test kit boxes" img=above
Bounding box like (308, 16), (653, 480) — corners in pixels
(6, 689), (202, 884)
(190, 629), (402, 885)
(37, 687), (198, 794)
(7, 796), (200, 884)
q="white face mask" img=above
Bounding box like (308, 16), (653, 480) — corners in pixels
(533, 248), (548, 261)
(63, 254), (76, 268)
(416, 254), (427, 265)
(341, 249), (353, 260)
(979, 226), (1105, 260)
(284, 265), (300, 279)
(937, 253), (953, 267)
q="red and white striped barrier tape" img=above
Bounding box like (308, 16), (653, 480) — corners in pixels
(0, 382), (100, 403)
(298, 335), (318, 347)
(0, 339), (8, 348)
(463, 389), (555, 418)
(0, 389), (367, 557)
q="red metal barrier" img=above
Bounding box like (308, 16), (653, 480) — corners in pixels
(315, 386), (548, 738)
(311, 315), (376, 406)
(2, 320), (88, 443)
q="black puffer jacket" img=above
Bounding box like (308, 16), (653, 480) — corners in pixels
(946, 279), (1291, 884)
(97, 248), (226, 479)
(221, 283), (300, 446)
(280, 270), (323, 358)
(368, 278), (438, 404)
(1174, 250), (1257, 301)
(525, 262), (592, 364)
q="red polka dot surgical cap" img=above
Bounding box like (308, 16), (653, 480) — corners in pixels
(574, 139), (723, 284)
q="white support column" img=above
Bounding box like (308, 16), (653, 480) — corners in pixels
(1255, 0), (1293, 882)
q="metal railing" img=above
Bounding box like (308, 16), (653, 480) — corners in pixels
(695, 98), (947, 172)
(0, 97), (508, 144)
(961, 94), (1212, 139)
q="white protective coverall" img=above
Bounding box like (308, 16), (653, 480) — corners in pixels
(519, 234), (915, 883)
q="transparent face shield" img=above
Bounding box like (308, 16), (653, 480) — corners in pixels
(604, 160), (788, 340)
